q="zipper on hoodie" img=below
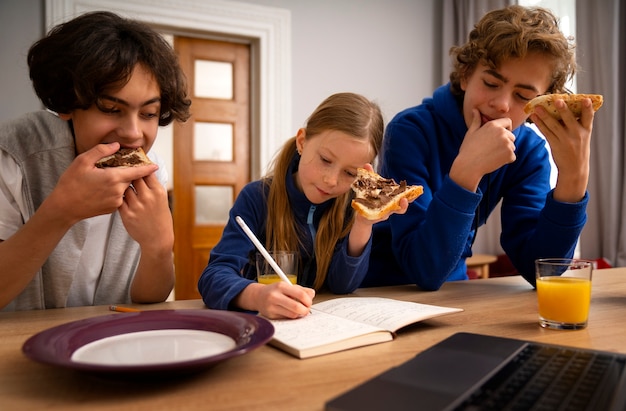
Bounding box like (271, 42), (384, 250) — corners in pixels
(307, 205), (317, 251)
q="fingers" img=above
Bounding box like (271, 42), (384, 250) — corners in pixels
(122, 175), (167, 210)
(74, 143), (120, 169)
(93, 142), (121, 160)
(124, 175), (166, 206)
(125, 184), (138, 196)
(282, 283), (314, 309)
(469, 109), (482, 133)
(530, 105), (559, 139)
(533, 97), (594, 131)
(578, 98), (595, 129)
(136, 171), (161, 190)
(261, 283), (314, 319)
(554, 99), (578, 127)
(303, 287), (316, 299)
(553, 97), (594, 126)
(398, 197), (410, 211)
(532, 99), (594, 153)
(129, 177), (147, 194)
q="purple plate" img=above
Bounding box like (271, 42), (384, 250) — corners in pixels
(22, 309), (274, 376)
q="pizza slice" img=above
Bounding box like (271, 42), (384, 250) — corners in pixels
(524, 93), (603, 120)
(351, 168), (423, 220)
(95, 147), (154, 168)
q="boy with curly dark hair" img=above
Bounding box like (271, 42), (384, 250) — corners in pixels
(0, 11), (191, 310)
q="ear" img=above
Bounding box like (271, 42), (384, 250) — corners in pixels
(295, 128), (306, 154)
(57, 113), (72, 121)
(460, 76), (468, 92)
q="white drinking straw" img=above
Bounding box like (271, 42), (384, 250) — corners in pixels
(235, 216), (292, 285)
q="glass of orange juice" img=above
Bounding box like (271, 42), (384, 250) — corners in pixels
(535, 258), (593, 330)
(256, 252), (298, 285)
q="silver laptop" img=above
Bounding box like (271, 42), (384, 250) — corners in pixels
(326, 332), (626, 411)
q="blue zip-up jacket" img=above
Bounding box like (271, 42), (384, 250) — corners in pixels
(198, 155), (371, 310)
(364, 83), (587, 290)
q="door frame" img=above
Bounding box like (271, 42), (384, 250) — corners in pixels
(46, 0), (292, 178)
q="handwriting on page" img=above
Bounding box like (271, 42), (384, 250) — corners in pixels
(313, 297), (457, 331)
(270, 309), (384, 350)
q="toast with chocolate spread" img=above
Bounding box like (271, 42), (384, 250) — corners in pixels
(95, 147), (153, 168)
(351, 168), (423, 220)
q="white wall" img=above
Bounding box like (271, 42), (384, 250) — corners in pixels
(236, 0), (438, 128)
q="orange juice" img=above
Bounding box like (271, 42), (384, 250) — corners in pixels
(536, 276), (591, 324)
(258, 274), (297, 285)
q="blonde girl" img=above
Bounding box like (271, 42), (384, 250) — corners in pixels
(199, 92), (409, 319)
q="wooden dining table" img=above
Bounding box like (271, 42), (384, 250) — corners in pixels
(1, 267), (625, 411)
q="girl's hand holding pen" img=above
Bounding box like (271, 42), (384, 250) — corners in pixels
(234, 215), (315, 319)
(235, 281), (315, 319)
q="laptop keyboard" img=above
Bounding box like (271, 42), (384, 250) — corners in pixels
(456, 343), (626, 411)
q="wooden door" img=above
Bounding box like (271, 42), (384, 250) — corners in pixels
(173, 37), (250, 300)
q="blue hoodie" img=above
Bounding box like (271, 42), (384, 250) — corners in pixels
(364, 83), (587, 290)
(198, 155), (371, 310)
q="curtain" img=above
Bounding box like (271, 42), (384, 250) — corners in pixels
(576, 0), (626, 265)
(440, 0), (516, 256)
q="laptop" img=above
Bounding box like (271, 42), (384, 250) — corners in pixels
(325, 332), (626, 411)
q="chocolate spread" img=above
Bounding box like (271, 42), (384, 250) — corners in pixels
(96, 148), (144, 168)
(352, 175), (408, 209)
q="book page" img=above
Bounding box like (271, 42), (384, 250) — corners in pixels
(269, 308), (389, 352)
(312, 297), (462, 332)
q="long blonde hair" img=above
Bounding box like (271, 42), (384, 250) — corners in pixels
(263, 93), (383, 289)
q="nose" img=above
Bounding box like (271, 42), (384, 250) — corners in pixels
(490, 93), (511, 113)
(117, 115), (143, 142)
(323, 169), (339, 187)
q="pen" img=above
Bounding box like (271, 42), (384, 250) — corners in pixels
(235, 215), (293, 285)
(109, 305), (141, 313)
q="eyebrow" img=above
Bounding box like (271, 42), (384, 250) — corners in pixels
(484, 69), (539, 93)
(100, 95), (161, 107)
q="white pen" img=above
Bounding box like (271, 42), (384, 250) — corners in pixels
(235, 216), (293, 285)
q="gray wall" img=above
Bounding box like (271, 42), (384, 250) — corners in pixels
(0, 0), (44, 123)
(0, 0), (439, 128)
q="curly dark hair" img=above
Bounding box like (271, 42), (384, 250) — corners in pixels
(28, 11), (191, 126)
(449, 5), (576, 97)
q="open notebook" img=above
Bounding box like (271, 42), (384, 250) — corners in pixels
(326, 332), (626, 411)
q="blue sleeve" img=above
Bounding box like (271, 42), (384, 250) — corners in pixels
(378, 112), (480, 290)
(502, 189), (588, 287)
(197, 183), (265, 310)
(496, 134), (588, 287)
(390, 176), (480, 290)
(326, 235), (372, 293)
